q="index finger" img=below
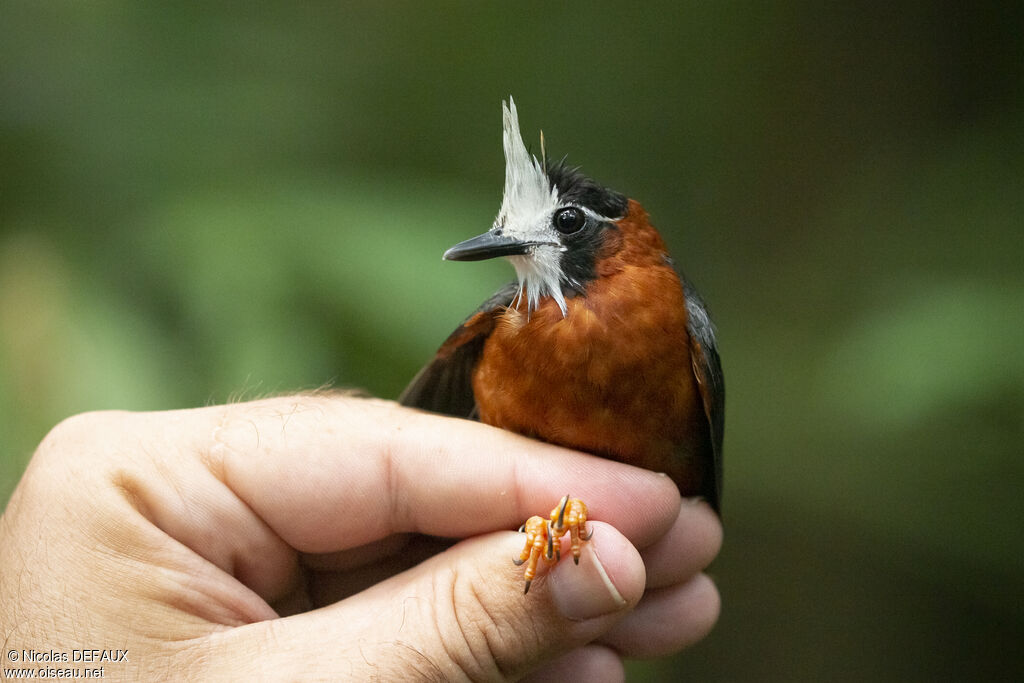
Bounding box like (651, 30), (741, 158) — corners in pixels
(208, 394), (682, 553)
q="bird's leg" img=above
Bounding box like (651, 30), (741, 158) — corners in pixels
(549, 494), (590, 565)
(514, 515), (552, 594)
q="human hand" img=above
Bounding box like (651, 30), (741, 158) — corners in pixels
(0, 395), (721, 681)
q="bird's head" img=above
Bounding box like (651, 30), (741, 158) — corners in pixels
(443, 98), (630, 316)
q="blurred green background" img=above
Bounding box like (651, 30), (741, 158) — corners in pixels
(2, 2), (1021, 680)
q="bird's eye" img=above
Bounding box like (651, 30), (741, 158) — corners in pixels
(553, 207), (585, 234)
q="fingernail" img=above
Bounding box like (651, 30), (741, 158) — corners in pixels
(549, 541), (628, 621)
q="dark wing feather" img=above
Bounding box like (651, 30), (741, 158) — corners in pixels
(681, 274), (725, 514)
(398, 282), (519, 418)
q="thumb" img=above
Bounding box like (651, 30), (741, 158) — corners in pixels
(212, 522), (644, 680)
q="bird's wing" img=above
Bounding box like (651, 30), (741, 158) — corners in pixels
(398, 281), (520, 418)
(681, 275), (725, 513)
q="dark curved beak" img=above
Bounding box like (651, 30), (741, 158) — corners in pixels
(443, 231), (535, 262)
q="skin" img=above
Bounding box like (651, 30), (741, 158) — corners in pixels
(0, 394), (721, 681)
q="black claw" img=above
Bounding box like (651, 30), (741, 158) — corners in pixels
(518, 523), (526, 533)
(512, 558), (524, 566)
(574, 555), (579, 565)
(581, 526), (593, 541)
(545, 523), (555, 559)
(524, 580), (532, 594)
(555, 494), (570, 531)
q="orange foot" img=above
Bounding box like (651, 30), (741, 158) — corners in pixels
(513, 494), (592, 594)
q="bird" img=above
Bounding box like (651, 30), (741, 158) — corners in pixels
(399, 98), (723, 593)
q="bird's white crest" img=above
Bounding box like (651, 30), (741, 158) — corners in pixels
(496, 98), (567, 316)
(498, 98), (558, 236)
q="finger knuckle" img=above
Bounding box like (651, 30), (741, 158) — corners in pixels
(36, 410), (128, 463)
